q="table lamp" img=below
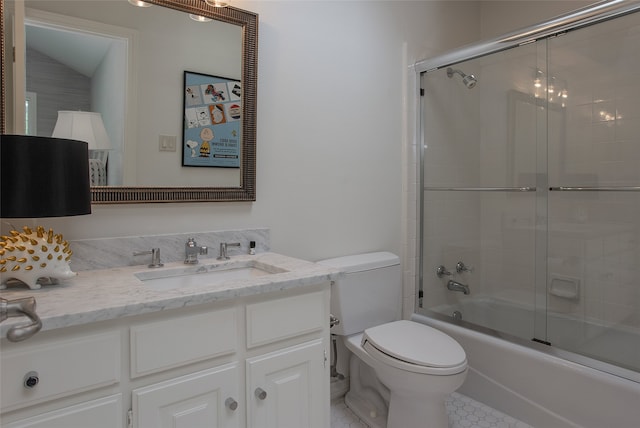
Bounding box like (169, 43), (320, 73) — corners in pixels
(52, 111), (112, 185)
(0, 135), (91, 289)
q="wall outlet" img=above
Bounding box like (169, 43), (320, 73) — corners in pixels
(159, 135), (177, 152)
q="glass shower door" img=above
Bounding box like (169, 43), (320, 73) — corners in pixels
(419, 40), (547, 343)
(418, 3), (640, 382)
(546, 12), (640, 373)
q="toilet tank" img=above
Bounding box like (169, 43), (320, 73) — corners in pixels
(317, 252), (401, 336)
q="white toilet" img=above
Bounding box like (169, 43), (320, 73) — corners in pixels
(319, 252), (467, 428)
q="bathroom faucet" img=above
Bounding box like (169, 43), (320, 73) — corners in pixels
(217, 242), (241, 260)
(185, 238), (208, 264)
(447, 280), (470, 295)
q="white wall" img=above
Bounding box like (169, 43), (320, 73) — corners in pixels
(92, 39), (126, 186)
(480, 1), (594, 39)
(27, 0), (481, 263)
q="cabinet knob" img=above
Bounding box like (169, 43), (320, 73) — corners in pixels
(254, 387), (267, 400)
(23, 371), (39, 389)
(225, 397), (238, 411)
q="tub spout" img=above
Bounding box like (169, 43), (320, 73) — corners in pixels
(447, 279), (470, 295)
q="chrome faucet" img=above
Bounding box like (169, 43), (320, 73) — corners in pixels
(185, 238), (208, 264)
(217, 242), (240, 260)
(447, 279), (470, 295)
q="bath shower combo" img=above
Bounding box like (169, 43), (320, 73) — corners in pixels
(414, 1), (640, 427)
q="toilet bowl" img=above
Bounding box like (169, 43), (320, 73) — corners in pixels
(347, 320), (467, 428)
(318, 252), (468, 428)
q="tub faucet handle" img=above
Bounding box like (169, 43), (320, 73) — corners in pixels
(456, 261), (474, 274)
(436, 265), (452, 278)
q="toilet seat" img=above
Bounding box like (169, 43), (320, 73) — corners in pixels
(361, 320), (467, 376)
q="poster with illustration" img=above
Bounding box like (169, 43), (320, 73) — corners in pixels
(183, 71), (241, 168)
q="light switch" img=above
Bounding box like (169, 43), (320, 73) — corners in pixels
(159, 135), (177, 152)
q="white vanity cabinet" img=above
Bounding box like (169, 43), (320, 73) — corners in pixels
(0, 329), (123, 428)
(246, 339), (326, 428)
(129, 307), (241, 428)
(1, 395), (124, 428)
(133, 363), (241, 428)
(0, 282), (331, 428)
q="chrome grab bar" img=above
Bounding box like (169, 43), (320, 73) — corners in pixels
(1, 297), (43, 342)
(424, 186), (640, 192)
(424, 187), (536, 192)
(549, 186), (640, 192)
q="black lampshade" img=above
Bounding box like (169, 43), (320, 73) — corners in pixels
(1, 135), (92, 218)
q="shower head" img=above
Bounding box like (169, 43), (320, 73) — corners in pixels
(447, 67), (477, 89)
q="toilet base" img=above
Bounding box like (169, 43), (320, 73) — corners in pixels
(344, 390), (387, 428)
(345, 389), (450, 428)
(387, 391), (449, 428)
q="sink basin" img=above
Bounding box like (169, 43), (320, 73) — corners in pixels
(135, 260), (287, 291)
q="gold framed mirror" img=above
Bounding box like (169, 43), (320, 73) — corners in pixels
(1, 0), (257, 203)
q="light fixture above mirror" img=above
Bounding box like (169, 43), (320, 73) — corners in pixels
(128, 0), (152, 8)
(189, 14), (212, 22)
(205, 0), (229, 8)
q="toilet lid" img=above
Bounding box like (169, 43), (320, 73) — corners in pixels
(362, 320), (466, 369)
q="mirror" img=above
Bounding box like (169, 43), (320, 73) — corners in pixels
(1, 0), (257, 203)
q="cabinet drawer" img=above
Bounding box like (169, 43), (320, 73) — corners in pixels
(3, 394), (123, 428)
(130, 308), (237, 378)
(1, 331), (121, 412)
(246, 291), (325, 348)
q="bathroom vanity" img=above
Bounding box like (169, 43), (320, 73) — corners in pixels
(0, 253), (339, 428)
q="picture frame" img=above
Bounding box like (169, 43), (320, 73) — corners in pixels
(183, 70), (242, 168)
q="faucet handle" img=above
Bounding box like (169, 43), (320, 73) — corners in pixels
(436, 265), (452, 278)
(455, 261), (474, 274)
(134, 248), (164, 268)
(217, 242), (241, 260)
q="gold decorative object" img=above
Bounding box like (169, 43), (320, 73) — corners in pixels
(0, 226), (76, 290)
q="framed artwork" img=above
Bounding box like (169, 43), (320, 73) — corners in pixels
(183, 71), (242, 168)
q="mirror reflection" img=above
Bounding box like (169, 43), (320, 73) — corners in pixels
(1, 0), (258, 202)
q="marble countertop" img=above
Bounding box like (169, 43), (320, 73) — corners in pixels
(0, 252), (342, 339)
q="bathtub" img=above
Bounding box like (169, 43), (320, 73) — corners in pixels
(412, 304), (640, 428)
(430, 297), (640, 375)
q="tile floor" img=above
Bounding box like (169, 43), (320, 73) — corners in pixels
(331, 392), (533, 428)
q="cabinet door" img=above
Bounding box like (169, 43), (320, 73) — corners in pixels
(246, 339), (327, 428)
(3, 394), (123, 428)
(133, 363), (240, 428)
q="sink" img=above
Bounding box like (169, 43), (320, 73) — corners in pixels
(135, 260), (287, 291)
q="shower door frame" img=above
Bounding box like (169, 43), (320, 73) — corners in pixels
(414, 0), (640, 384)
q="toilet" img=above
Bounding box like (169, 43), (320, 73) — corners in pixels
(318, 252), (467, 428)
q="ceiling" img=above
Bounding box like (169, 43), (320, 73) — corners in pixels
(25, 21), (114, 77)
